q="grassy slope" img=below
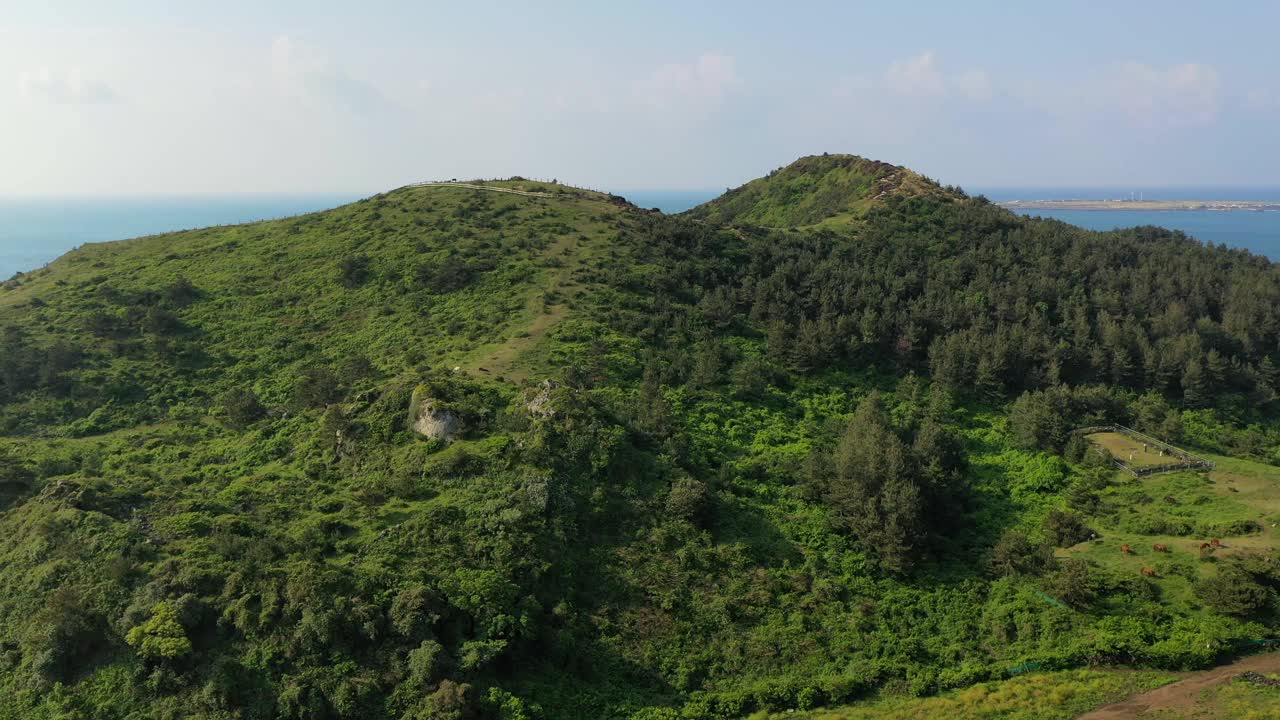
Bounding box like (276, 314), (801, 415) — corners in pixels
(1059, 454), (1280, 607)
(0, 182), (646, 717)
(761, 669), (1177, 720)
(1140, 676), (1280, 719)
(768, 470), (1280, 720)
(0, 181), (624, 422)
(682, 154), (949, 229)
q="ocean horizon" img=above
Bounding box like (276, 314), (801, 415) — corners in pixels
(3, 186), (1277, 278)
(0, 194), (365, 279)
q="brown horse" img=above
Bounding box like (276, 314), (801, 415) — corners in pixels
(1121, 543), (1134, 554)
(1153, 543), (1170, 553)
(1141, 567), (1158, 577)
(1211, 538), (1223, 548)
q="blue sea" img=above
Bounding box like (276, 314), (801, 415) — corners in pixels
(619, 190), (720, 213)
(0, 194), (363, 279)
(628, 187), (1280, 261)
(975, 186), (1280, 260)
(3, 187), (1278, 278)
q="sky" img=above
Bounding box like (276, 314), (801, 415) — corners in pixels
(3, 1), (1279, 195)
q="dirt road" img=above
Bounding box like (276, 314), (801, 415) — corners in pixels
(1078, 652), (1280, 719)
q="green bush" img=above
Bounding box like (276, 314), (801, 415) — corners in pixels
(1044, 558), (1099, 608)
(1043, 509), (1093, 547)
(991, 530), (1054, 577)
(126, 602), (193, 661)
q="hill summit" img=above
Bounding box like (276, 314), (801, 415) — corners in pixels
(682, 153), (953, 227)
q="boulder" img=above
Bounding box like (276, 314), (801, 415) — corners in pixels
(524, 379), (558, 419)
(409, 387), (463, 442)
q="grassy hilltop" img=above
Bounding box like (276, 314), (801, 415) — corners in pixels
(3, 155), (1280, 719)
(681, 153), (953, 228)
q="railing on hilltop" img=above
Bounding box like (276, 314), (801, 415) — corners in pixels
(397, 179), (642, 210)
(401, 177), (616, 197)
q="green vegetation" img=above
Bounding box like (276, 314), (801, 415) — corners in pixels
(1, 156), (1280, 719)
(755, 669), (1177, 719)
(1141, 674), (1280, 719)
(681, 153), (954, 228)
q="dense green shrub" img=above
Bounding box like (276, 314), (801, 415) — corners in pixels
(665, 476), (712, 526)
(1044, 558), (1099, 608)
(125, 602), (193, 661)
(221, 386), (265, 427)
(1196, 570), (1272, 617)
(991, 530), (1054, 577)
(1043, 509), (1094, 547)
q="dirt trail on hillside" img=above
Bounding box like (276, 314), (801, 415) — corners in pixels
(1077, 652), (1280, 719)
(405, 181), (566, 198)
(400, 180), (595, 380)
(460, 216), (586, 380)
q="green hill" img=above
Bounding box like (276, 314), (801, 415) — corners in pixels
(682, 153), (953, 228)
(2, 162), (1280, 720)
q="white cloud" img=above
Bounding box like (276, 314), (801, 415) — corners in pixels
(1106, 61), (1222, 128)
(885, 52), (944, 98)
(270, 34), (393, 115)
(1016, 61), (1223, 131)
(17, 67), (118, 104)
(841, 52), (992, 104)
(640, 52), (741, 108)
(270, 35), (314, 81)
(954, 69), (993, 103)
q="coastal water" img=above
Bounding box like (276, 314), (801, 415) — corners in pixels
(625, 187), (1280, 260)
(2, 187), (1277, 279)
(0, 194), (363, 279)
(977, 186), (1280, 260)
(1002, 208), (1279, 260)
(619, 189), (720, 213)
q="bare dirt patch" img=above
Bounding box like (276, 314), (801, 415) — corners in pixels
(1077, 652), (1280, 719)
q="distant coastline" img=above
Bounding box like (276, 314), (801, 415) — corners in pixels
(998, 199), (1280, 212)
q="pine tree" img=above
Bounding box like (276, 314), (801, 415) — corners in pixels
(1110, 346), (1134, 387)
(974, 352), (1005, 402)
(688, 340), (722, 389)
(1258, 356), (1279, 400)
(637, 361), (673, 439)
(827, 395), (925, 573)
(1205, 349), (1229, 393)
(1182, 357), (1210, 408)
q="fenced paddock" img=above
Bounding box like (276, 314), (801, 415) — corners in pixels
(1076, 424), (1215, 477)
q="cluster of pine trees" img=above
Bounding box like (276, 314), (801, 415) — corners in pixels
(600, 195), (1279, 410)
(805, 392), (966, 573)
(583, 191), (1280, 568)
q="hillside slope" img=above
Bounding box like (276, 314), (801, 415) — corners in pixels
(2, 162), (1280, 720)
(682, 153), (953, 228)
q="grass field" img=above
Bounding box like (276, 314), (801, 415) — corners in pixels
(1088, 431), (1183, 469)
(762, 665), (1280, 719)
(1139, 678), (1280, 720)
(1057, 451), (1280, 603)
(752, 670), (1177, 720)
